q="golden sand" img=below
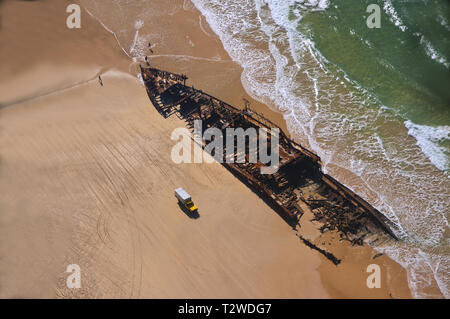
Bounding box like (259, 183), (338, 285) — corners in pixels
(0, 0), (411, 298)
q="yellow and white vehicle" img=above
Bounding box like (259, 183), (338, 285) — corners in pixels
(174, 187), (198, 214)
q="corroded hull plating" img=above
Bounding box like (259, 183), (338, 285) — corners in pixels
(140, 65), (399, 243)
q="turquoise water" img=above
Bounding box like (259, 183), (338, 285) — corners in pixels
(296, 0), (450, 127)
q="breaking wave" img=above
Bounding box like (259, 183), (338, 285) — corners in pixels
(383, 0), (407, 32)
(405, 121), (450, 172)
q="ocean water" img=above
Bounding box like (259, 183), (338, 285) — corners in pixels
(81, 0), (449, 298)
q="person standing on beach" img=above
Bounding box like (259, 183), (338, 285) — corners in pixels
(148, 42), (154, 54)
(98, 75), (103, 86)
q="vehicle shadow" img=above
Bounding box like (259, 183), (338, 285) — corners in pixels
(177, 201), (200, 219)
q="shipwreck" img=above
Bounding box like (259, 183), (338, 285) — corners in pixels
(140, 65), (400, 247)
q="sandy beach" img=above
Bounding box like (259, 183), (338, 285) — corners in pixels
(0, 0), (413, 298)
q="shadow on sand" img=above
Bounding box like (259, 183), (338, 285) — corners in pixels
(177, 201), (200, 219)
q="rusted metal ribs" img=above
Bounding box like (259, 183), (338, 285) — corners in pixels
(140, 65), (399, 241)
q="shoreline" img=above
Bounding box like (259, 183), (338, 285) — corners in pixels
(0, 0), (413, 298)
(126, 0), (413, 297)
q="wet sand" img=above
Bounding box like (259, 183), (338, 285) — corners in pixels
(0, 0), (411, 298)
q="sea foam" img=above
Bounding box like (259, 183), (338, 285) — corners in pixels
(383, 0), (407, 32)
(405, 121), (450, 172)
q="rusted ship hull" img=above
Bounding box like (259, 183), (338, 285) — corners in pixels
(140, 65), (399, 242)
